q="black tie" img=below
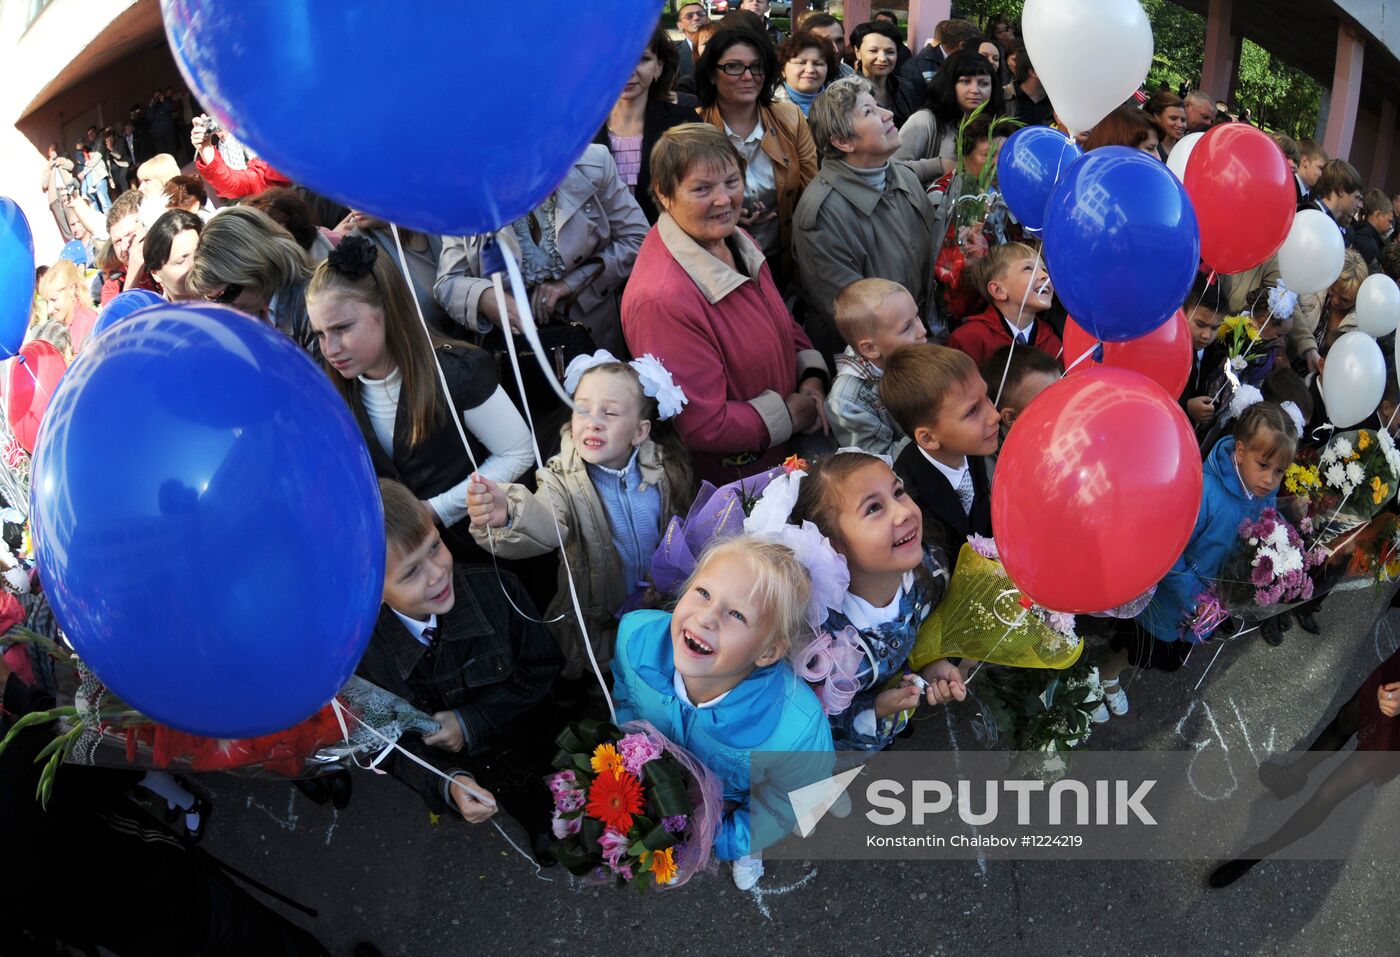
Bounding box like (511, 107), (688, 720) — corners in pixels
(421, 626), (437, 645)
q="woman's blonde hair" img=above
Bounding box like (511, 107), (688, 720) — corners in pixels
(136, 153), (181, 190)
(307, 237), (455, 447)
(682, 535), (813, 660)
(187, 206), (310, 304)
(37, 259), (83, 302)
(1332, 248), (1369, 299)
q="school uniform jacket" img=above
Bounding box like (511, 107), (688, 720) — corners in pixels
(893, 444), (994, 564)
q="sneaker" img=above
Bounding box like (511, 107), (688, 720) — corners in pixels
(1102, 678), (1128, 717)
(1090, 700), (1111, 724)
(732, 855), (764, 891)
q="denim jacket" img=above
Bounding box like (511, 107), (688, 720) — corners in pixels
(820, 547), (949, 751)
(355, 564), (563, 812)
(826, 347), (910, 459)
(611, 610), (834, 861)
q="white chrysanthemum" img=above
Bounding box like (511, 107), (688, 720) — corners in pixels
(1333, 437), (1354, 460)
(1347, 461), (1366, 486)
(1325, 462), (1348, 489)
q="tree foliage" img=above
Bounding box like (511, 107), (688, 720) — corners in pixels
(950, 0), (1321, 138)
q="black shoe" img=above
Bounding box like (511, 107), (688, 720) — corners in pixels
(530, 829), (558, 868)
(327, 770), (353, 810)
(294, 777), (331, 806)
(1258, 760), (1306, 799)
(1260, 617), (1285, 647)
(1208, 857), (1260, 888)
(1294, 610), (1321, 635)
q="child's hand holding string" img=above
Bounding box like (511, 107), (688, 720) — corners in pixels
(465, 473), (508, 529)
(875, 675), (924, 719)
(919, 658), (967, 705)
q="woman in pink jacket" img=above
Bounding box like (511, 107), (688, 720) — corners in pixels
(622, 124), (828, 483)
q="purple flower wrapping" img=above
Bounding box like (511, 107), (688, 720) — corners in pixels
(648, 467), (786, 595)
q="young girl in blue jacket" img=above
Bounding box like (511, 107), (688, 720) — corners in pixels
(1099, 402), (1299, 713)
(611, 536), (835, 892)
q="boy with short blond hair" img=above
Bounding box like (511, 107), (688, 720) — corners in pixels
(880, 343), (1001, 563)
(826, 277), (927, 456)
(948, 242), (1062, 367)
(356, 479), (563, 863)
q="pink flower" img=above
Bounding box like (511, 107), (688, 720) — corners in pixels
(551, 812), (580, 839)
(555, 788), (585, 813)
(547, 770), (576, 796)
(617, 733), (663, 776)
(598, 827), (632, 871)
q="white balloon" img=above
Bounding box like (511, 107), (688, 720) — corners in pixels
(1355, 273), (1400, 338)
(1165, 131), (1204, 183)
(1022, 0), (1154, 135)
(1321, 331), (1386, 428)
(1276, 209), (1346, 295)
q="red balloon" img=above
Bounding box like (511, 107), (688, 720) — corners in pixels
(8, 340), (67, 453)
(1062, 309), (1193, 397)
(992, 367), (1202, 613)
(1184, 123), (1296, 274)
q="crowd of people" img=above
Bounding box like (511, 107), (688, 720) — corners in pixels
(7, 4), (1400, 953)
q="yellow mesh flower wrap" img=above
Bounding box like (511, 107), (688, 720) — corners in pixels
(910, 544), (1084, 671)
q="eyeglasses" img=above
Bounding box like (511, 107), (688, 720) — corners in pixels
(207, 283), (243, 305)
(717, 62), (766, 77)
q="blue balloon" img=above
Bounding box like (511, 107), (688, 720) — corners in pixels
(0, 197), (35, 358)
(58, 240), (87, 267)
(161, 0), (658, 235)
(999, 126), (1082, 232)
(93, 289), (166, 338)
(31, 304), (385, 738)
(1042, 147), (1201, 343)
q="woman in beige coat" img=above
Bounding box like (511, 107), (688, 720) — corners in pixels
(433, 144), (649, 355)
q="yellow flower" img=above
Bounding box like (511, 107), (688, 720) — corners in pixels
(590, 742), (625, 779)
(1372, 476), (1391, 505)
(649, 846), (678, 885)
(1359, 431), (1372, 451)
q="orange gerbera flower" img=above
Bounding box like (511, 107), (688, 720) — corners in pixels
(650, 846), (678, 885)
(782, 454), (809, 473)
(590, 742), (625, 779)
(586, 768), (645, 832)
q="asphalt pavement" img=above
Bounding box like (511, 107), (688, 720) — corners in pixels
(198, 581), (1400, 957)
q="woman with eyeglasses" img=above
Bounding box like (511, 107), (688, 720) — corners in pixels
(186, 206), (317, 353)
(694, 26), (817, 284)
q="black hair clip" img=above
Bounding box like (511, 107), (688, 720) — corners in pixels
(327, 233), (378, 279)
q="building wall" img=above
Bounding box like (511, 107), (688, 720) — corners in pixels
(0, 0), (174, 262)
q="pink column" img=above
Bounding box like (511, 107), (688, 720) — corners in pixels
(1370, 98), (1395, 189)
(1199, 0), (1235, 101)
(907, 0), (951, 54)
(842, 0), (871, 31)
(1324, 23), (1366, 160)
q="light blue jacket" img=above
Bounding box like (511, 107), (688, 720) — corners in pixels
(612, 610), (835, 861)
(1138, 436), (1276, 642)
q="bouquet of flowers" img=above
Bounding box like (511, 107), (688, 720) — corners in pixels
(548, 719), (722, 890)
(910, 538), (1081, 673)
(1311, 429), (1400, 534)
(1191, 508), (1327, 633)
(973, 657), (1105, 753)
(0, 627), (440, 805)
(649, 459), (805, 595)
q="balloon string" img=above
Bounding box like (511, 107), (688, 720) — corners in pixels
(491, 236), (617, 723)
(961, 607), (1031, 685)
(993, 246), (1046, 408)
(329, 699), (553, 883)
(1063, 342), (1101, 375)
(384, 226), (564, 631)
(1185, 269), (1217, 328)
